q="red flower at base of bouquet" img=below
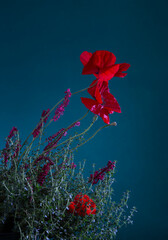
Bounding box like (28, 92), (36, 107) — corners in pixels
(81, 80), (121, 124)
(68, 193), (96, 217)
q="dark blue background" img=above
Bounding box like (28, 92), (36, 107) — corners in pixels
(0, 0), (168, 239)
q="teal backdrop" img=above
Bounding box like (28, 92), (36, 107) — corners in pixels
(0, 0), (168, 239)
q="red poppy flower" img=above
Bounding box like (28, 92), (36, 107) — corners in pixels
(80, 50), (130, 80)
(81, 80), (121, 124)
(80, 50), (130, 102)
(68, 193), (96, 217)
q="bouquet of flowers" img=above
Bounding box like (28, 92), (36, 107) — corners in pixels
(0, 50), (137, 240)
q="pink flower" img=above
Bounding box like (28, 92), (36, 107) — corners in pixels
(8, 127), (18, 139)
(46, 128), (66, 142)
(44, 122), (80, 153)
(32, 124), (42, 138)
(41, 109), (50, 123)
(44, 128), (66, 153)
(74, 121), (80, 127)
(89, 160), (115, 185)
(71, 162), (77, 169)
(53, 89), (71, 121)
(32, 109), (50, 138)
(34, 156), (54, 166)
(12, 142), (21, 159)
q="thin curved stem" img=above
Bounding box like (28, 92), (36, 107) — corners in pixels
(41, 113), (97, 155)
(31, 110), (89, 154)
(20, 80), (98, 151)
(70, 122), (117, 152)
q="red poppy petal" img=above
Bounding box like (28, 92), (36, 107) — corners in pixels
(103, 93), (121, 113)
(81, 97), (118, 124)
(97, 80), (109, 95)
(82, 50), (117, 76)
(80, 51), (92, 66)
(104, 107), (114, 114)
(119, 63), (131, 71)
(82, 61), (99, 75)
(115, 63), (130, 78)
(88, 80), (103, 104)
(115, 72), (127, 77)
(99, 108), (110, 124)
(93, 50), (116, 68)
(87, 79), (97, 98)
(100, 64), (120, 81)
(82, 50), (116, 75)
(81, 97), (101, 115)
(95, 84), (103, 104)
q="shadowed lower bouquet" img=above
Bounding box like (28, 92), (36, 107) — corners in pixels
(0, 50), (137, 240)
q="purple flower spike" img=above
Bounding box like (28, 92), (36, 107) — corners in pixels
(44, 121), (80, 154)
(53, 89), (71, 121)
(37, 161), (54, 186)
(32, 109), (50, 138)
(89, 160), (115, 185)
(71, 162), (77, 169)
(8, 127), (18, 139)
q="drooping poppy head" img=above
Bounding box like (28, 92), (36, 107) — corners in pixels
(81, 80), (121, 124)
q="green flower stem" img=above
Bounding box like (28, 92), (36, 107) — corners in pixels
(2, 181), (18, 196)
(42, 114), (97, 155)
(70, 122), (117, 152)
(36, 122), (44, 156)
(17, 138), (36, 168)
(20, 80), (98, 151)
(18, 110), (89, 168)
(31, 110), (89, 155)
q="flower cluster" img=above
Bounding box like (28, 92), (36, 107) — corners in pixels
(68, 193), (96, 217)
(0, 50), (136, 240)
